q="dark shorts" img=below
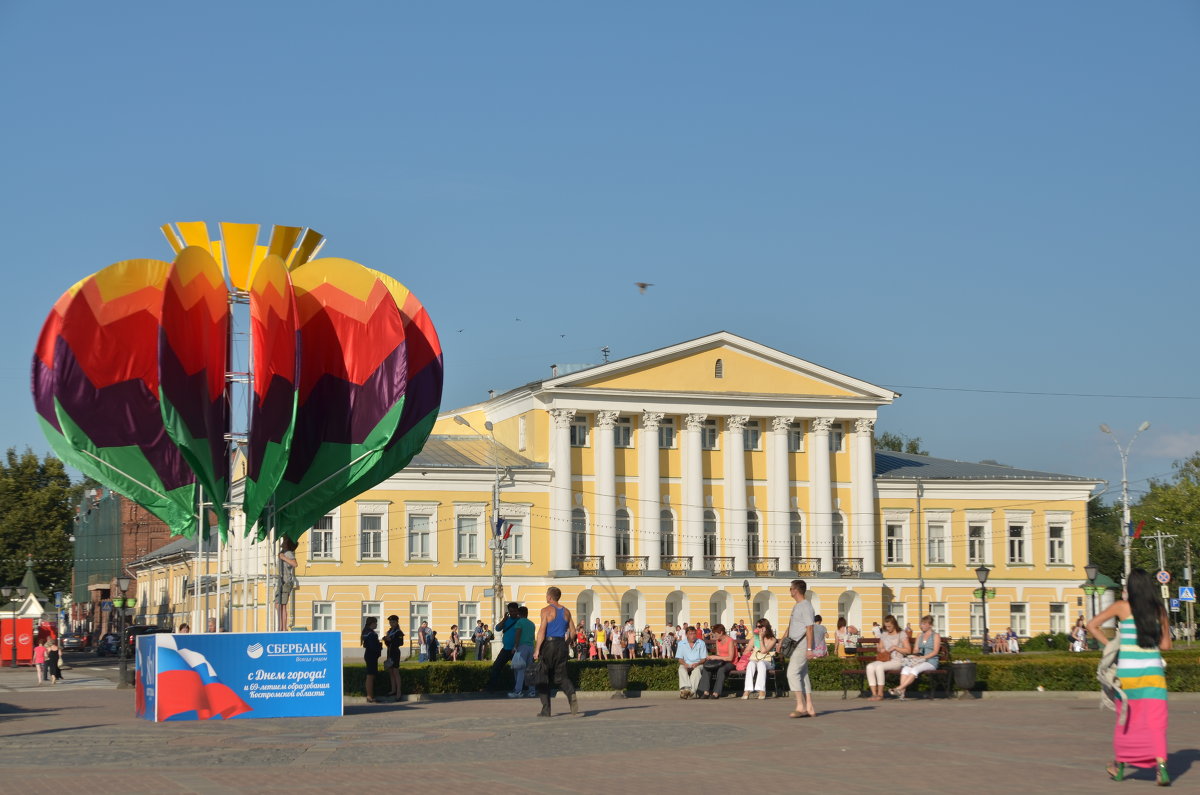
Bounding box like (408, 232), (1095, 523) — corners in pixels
(365, 655), (380, 675)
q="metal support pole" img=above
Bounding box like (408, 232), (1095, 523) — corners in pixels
(1101, 422), (1149, 581)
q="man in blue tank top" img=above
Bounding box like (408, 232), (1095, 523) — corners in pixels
(533, 586), (581, 717)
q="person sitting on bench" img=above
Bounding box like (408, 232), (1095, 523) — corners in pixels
(866, 614), (911, 701)
(698, 623), (737, 699)
(890, 615), (941, 701)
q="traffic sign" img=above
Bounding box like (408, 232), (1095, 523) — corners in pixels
(1179, 586), (1196, 602)
(1156, 570), (1171, 584)
(1169, 598), (1180, 612)
(1160, 585), (1170, 600)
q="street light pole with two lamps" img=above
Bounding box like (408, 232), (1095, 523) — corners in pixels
(453, 415), (508, 643)
(1100, 422), (1150, 580)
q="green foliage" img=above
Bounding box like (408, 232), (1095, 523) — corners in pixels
(1022, 632), (1073, 651)
(1131, 452), (1200, 577)
(1087, 498), (1125, 582)
(877, 431), (928, 456)
(953, 636), (976, 650)
(0, 448), (75, 593)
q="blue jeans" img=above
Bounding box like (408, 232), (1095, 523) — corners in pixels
(513, 646), (535, 692)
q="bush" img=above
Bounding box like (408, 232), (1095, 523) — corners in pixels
(1022, 632), (1072, 652)
(342, 649), (1200, 695)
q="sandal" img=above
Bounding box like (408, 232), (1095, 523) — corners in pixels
(788, 710), (807, 718)
(1156, 761), (1170, 787)
(1106, 763), (1124, 782)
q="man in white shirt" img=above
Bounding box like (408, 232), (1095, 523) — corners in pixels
(785, 579), (816, 718)
(675, 626), (707, 698)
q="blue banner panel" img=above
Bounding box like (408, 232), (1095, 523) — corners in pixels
(135, 631), (343, 721)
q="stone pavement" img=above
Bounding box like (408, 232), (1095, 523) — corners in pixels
(1, 666), (1197, 795)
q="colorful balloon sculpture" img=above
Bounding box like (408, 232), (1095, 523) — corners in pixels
(32, 223), (443, 542)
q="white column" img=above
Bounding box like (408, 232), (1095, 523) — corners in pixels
(640, 412), (664, 571)
(852, 418), (878, 574)
(725, 415), (749, 572)
(595, 410), (619, 571)
(809, 417), (834, 573)
(549, 408), (576, 572)
(683, 413), (707, 570)
(768, 416), (793, 573)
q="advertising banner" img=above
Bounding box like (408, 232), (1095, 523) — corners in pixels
(1, 618), (34, 666)
(135, 631), (343, 721)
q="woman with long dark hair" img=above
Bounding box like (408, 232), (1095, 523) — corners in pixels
(361, 617), (383, 703)
(1087, 569), (1172, 785)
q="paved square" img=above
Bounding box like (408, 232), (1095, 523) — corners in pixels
(1, 676), (1197, 795)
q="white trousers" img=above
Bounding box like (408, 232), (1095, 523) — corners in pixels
(678, 665), (702, 691)
(865, 658), (904, 686)
(900, 660), (936, 678)
(744, 660), (769, 692)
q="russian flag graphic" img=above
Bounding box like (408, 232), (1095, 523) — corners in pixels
(155, 635), (252, 721)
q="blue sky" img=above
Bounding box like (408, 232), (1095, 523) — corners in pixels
(2, 1), (1197, 501)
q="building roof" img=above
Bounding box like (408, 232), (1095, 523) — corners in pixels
(875, 450), (1096, 482)
(132, 533), (216, 566)
(410, 435), (543, 469)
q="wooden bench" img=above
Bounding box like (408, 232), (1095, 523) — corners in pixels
(723, 654), (787, 698)
(841, 636), (953, 699)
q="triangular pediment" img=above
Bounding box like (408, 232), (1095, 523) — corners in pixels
(545, 332), (895, 402)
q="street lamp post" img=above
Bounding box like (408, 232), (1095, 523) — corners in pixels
(975, 566), (990, 654)
(117, 576), (131, 686)
(453, 416), (507, 643)
(1084, 562), (1099, 621)
(1100, 422), (1150, 579)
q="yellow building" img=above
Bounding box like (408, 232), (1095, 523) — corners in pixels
(133, 332), (1100, 653)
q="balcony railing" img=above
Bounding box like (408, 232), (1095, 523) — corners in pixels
(616, 555), (648, 575)
(790, 557), (821, 576)
(704, 556), (734, 577)
(750, 557), (779, 576)
(835, 557), (864, 577)
(663, 555), (692, 576)
(571, 555), (603, 575)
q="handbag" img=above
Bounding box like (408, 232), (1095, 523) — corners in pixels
(779, 636), (800, 658)
(875, 649), (892, 663)
(511, 652), (527, 671)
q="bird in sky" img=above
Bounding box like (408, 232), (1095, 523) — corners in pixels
(635, 282), (654, 294)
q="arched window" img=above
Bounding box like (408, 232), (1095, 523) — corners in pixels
(659, 509), (675, 557)
(714, 358), (724, 378)
(703, 510), (718, 557)
(832, 513), (845, 559)
(789, 512), (803, 558)
(747, 511), (760, 558)
(615, 509), (631, 557)
(571, 508), (588, 556)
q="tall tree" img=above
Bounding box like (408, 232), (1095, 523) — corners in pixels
(1131, 452), (1200, 578)
(877, 431), (929, 456)
(0, 448), (75, 594)
(1087, 498), (1125, 581)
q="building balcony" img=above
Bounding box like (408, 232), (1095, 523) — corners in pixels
(571, 555), (603, 575)
(750, 557), (779, 576)
(704, 556), (734, 577)
(790, 557), (821, 576)
(663, 556), (691, 576)
(616, 555), (648, 575)
(835, 557), (864, 578)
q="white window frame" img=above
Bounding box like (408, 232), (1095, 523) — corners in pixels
(361, 601), (382, 627)
(458, 602), (479, 635)
(885, 521), (906, 564)
(409, 602), (430, 638)
(308, 513), (338, 561)
(743, 420), (761, 451)
(788, 422), (805, 453)
(518, 415), (527, 451)
(658, 417), (676, 449)
(929, 603), (947, 637)
(356, 501), (389, 562)
(747, 510), (760, 558)
(614, 416), (633, 448)
(1049, 603), (1068, 635)
(405, 502), (438, 562)
(312, 601), (334, 632)
(500, 505), (530, 561)
(1046, 511), (1072, 565)
(701, 419), (719, 450)
(659, 509), (676, 557)
(789, 511), (804, 558)
(970, 603), (985, 638)
(456, 511), (482, 562)
(926, 511), (951, 565)
(569, 416), (589, 447)
(966, 511), (993, 566)
(888, 602), (907, 630)
(1010, 603), (1028, 636)
(829, 422), (845, 453)
(615, 509), (632, 557)
(570, 508), (588, 556)
(831, 513), (846, 560)
(1005, 512), (1032, 565)
(703, 509), (719, 556)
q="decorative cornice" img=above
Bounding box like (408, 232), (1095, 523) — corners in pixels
(810, 417), (834, 434)
(725, 415), (749, 434)
(684, 413), (708, 431)
(641, 411), (665, 431)
(771, 416), (794, 433)
(596, 410), (620, 429)
(854, 418), (875, 434)
(549, 408), (577, 429)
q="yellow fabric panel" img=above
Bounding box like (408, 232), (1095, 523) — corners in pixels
(1119, 674), (1167, 691)
(175, 222), (212, 250)
(267, 225), (302, 261)
(287, 228), (325, 269)
(220, 222), (260, 290)
(160, 224), (184, 254)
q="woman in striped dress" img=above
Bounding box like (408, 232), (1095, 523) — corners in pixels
(1087, 568), (1172, 786)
